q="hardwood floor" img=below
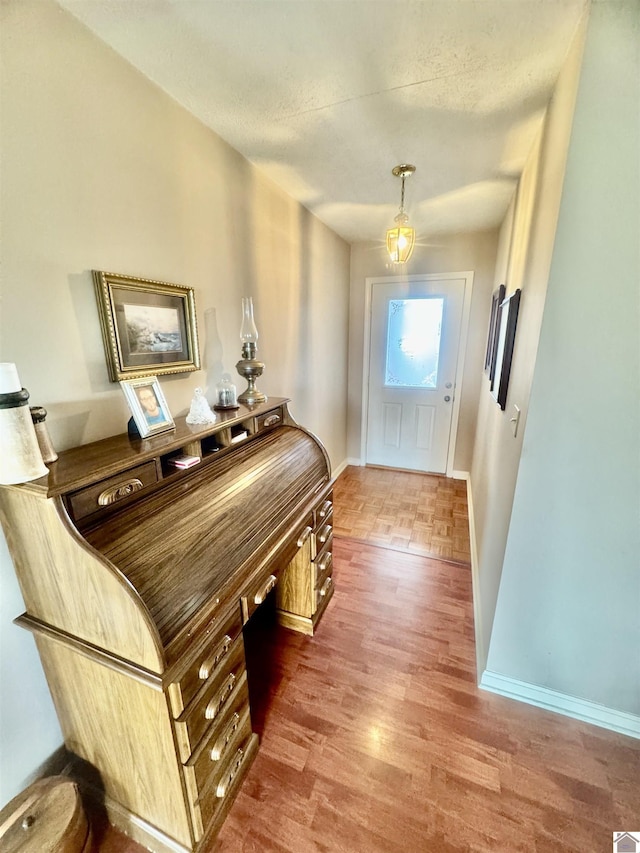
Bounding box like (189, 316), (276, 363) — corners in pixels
(333, 465), (471, 564)
(97, 466), (639, 853)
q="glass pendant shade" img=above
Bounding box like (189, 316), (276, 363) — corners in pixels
(386, 164), (417, 264)
(386, 221), (416, 264)
(240, 297), (259, 344)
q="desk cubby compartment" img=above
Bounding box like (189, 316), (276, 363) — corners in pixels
(161, 451), (202, 478)
(200, 433), (226, 457)
(228, 421), (253, 445)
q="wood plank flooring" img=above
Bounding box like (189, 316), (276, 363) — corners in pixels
(96, 466), (639, 853)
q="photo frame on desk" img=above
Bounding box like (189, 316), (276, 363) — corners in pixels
(93, 270), (200, 382)
(120, 376), (175, 438)
(491, 289), (522, 410)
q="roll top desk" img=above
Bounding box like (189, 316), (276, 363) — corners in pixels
(0, 399), (335, 852)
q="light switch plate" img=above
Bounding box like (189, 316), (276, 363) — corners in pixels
(510, 405), (521, 437)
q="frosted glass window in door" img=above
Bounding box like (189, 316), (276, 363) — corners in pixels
(385, 298), (443, 388)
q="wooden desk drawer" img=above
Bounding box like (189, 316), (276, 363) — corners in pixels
(66, 461), (159, 521)
(313, 495), (333, 528)
(167, 605), (243, 718)
(182, 674), (251, 811)
(313, 550), (333, 591)
(312, 521), (333, 559)
(197, 718), (256, 831)
(316, 522), (333, 547)
(174, 636), (246, 763)
(313, 525), (332, 561)
(315, 574), (333, 611)
(241, 569), (279, 624)
(255, 407), (284, 432)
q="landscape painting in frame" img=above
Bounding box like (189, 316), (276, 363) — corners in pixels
(93, 271), (200, 382)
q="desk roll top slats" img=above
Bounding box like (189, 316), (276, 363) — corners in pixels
(84, 426), (328, 653)
(0, 399), (335, 853)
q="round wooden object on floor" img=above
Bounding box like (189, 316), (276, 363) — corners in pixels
(0, 776), (92, 853)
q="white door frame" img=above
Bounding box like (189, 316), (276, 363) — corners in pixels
(360, 271), (474, 477)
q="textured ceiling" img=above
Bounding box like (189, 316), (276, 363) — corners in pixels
(58, 0), (587, 244)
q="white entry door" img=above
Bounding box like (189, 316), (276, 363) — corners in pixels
(365, 277), (466, 473)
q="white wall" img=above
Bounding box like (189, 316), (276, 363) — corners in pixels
(348, 233), (499, 473)
(486, 0), (640, 715)
(469, 11), (588, 672)
(0, 0), (350, 805)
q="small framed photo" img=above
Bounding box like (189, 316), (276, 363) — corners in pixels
(120, 376), (175, 438)
(93, 270), (200, 382)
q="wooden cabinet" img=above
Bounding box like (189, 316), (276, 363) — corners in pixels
(0, 399), (334, 853)
(276, 492), (334, 634)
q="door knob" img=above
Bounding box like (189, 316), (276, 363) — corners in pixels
(445, 382), (453, 389)
(444, 395), (451, 402)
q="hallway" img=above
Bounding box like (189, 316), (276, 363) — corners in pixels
(99, 467), (639, 853)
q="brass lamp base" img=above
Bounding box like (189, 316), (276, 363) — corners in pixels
(236, 343), (266, 405)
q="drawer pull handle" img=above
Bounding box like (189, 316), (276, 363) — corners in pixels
(210, 712), (240, 761)
(254, 574), (277, 605)
(263, 414), (280, 427)
(317, 553), (332, 574)
(205, 673), (236, 721)
(318, 524), (333, 544)
(198, 635), (232, 681)
(98, 478), (143, 506)
(319, 577), (332, 597)
(216, 748), (245, 799)
(318, 499), (332, 518)
(297, 526), (312, 547)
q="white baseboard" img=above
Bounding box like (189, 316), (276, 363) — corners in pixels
(332, 457), (362, 478)
(451, 469), (469, 480)
(331, 459), (350, 478)
(339, 461), (467, 478)
(464, 475), (486, 683)
(480, 670), (640, 740)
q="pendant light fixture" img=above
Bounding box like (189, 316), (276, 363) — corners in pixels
(386, 164), (416, 264)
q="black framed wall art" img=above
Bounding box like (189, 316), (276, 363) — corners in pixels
(490, 288), (522, 410)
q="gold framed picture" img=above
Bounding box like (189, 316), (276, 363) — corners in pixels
(93, 270), (200, 382)
(120, 376), (175, 438)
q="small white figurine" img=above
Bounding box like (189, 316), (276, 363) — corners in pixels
(186, 387), (216, 425)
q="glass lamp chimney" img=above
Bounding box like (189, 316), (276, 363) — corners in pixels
(240, 297), (259, 348)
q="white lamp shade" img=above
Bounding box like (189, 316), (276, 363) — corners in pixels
(0, 362), (48, 484)
(0, 363), (21, 393)
(0, 406), (48, 484)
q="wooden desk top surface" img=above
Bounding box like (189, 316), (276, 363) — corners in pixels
(41, 398), (290, 497)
